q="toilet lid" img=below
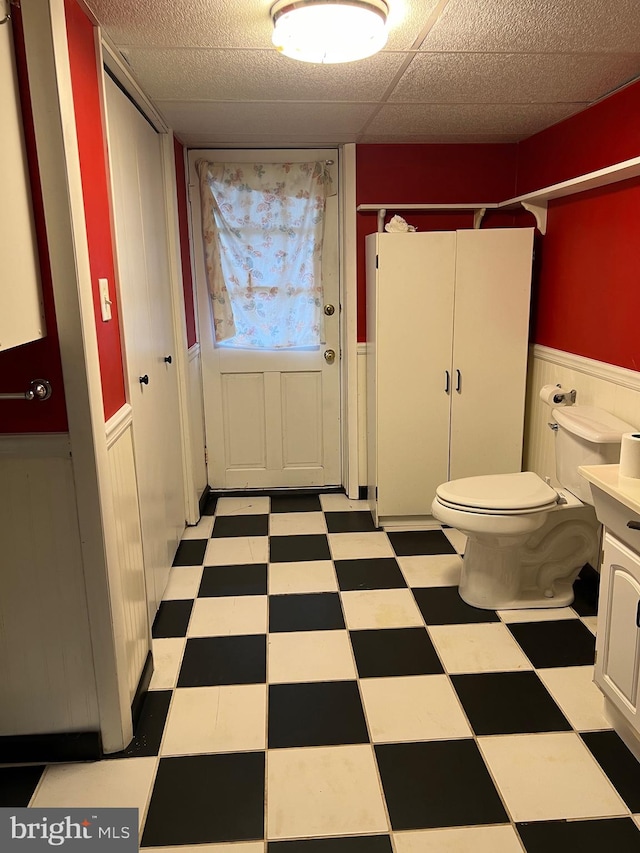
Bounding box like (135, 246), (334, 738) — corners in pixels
(435, 472), (559, 512)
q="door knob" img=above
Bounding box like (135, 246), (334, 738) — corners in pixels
(139, 374), (149, 385)
(324, 349), (336, 364)
(324, 304), (335, 316)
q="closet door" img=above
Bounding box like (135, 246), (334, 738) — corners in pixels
(449, 228), (534, 480)
(374, 232), (455, 518)
(105, 76), (184, 622)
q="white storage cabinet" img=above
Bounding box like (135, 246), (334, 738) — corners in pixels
(366, 228), (534, 526)
(595, 524), (640, 728)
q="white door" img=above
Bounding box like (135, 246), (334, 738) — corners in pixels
(105, 76), (184, 621)
(368, 232), (456, 519)
(189, 149), (341, 489)
(449, 228), (534, 480)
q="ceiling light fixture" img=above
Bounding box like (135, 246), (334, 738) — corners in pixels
(271, 0), (389, 64)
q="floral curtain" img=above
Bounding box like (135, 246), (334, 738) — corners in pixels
(197, 159), (333, 349)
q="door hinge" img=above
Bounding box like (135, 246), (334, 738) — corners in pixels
(204, 448), (208, 464)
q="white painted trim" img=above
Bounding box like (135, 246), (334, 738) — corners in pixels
(105, 403), (133, 449)
(188, 341), (201, 361)
(21, 0), (133, 752)
(356, 203), (499, 211)
(342, 143), (359, 499)
(532, 344), (640, 392)
(503, 155), (640, 207)
(0, 433), (71, 458)
(161, 131), (196, 524)
(100, 36), (169, 134)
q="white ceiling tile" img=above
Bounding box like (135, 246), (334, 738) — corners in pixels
(421, 0), (640, 53)
(89, 0), (444, 51)
(359, 132), (523, 143)
(364, 102), (586, 140)
(383, 0), (446, 50)
(389, 51), (640, 104)
(156, 100), (377, 143)
(88, 0), (275, 48)
(87, 0), (640, 144)
(124, 47), (406, 102)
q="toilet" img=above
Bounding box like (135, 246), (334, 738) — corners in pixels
(431, 406), (637, 610)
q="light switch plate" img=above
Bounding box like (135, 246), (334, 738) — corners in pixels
(99, 277), (112, 321)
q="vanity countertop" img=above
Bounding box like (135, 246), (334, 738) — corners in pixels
(579, 464), (640, 517)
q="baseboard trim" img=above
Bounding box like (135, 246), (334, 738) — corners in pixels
(0, 731), (102, 765)
(131, 651), (154, 733)
(198, 486), (210, 517)
(208, 486), (345, 498)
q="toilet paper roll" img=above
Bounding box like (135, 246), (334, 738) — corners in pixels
(619, 432), (640, 479)
(540, 384), (570, 407)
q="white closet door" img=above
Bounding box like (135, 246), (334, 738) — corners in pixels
(449, 228), (534, 480)
(105, 76), (184, 622)
(375, 232), (455, 518)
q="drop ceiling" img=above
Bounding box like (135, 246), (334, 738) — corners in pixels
(85, 0), (640, 147)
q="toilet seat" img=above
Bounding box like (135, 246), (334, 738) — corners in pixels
(435, 472), (559, 516)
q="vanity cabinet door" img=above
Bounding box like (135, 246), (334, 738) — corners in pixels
(595, 533), (640, 723)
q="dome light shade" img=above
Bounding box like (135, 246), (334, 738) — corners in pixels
(271, 0), (389, 64)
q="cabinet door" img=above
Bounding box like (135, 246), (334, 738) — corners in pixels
(449, 228), (533, 480)
(595, 533), (640, 722)
(375, 232), (455, 517)
(0, 17), (45, 352)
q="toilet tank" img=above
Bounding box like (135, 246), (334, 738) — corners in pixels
(553, 406), (637, 503)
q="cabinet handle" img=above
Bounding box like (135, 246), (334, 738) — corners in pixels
(445, 370), (450, 393)
(627, 521), (640, 530)
(636, 601), (640, 629)
(164, 355), (172, 364)
(139, 374), (149, 385)
(456, 369), (462, 393)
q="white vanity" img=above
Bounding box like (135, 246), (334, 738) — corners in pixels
(579, 464), (640, 760)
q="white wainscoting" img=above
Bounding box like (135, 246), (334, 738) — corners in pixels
(0, 434), (100, 735)
(106, 404), (149, 701)
(524, 345), (640, 484)
(188, 343), (208, 502)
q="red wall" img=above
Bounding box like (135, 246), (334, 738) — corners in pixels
(174, 138), (198, 348)
(531, 178), (640, 371)
(521, 79), (640, 372)
(0, 9), (68, 433)
(355, 143), (519, 340)
(517, 80), (640, 195)
(65, 0), (126, 421)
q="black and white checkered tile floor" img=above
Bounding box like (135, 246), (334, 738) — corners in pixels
(5, 492), (640, 851)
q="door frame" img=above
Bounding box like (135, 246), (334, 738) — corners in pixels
(186, 145), (359, 497)
(20, 0), (133, 752)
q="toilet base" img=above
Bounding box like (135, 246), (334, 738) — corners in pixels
(458, 499), (600, 610)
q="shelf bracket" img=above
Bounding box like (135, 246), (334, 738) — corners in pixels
(521, 200), (548, 234)
(473, 207), (487, 229)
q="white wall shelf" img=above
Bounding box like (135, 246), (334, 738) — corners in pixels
(356, 203), (498, 232)
(359, 154), (640, 236)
